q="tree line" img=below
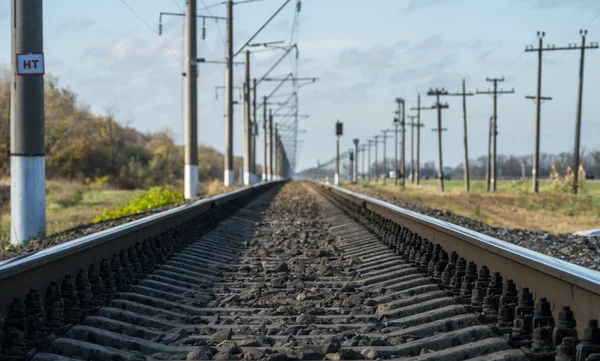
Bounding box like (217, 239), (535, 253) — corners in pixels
(0, 68), (247, 189)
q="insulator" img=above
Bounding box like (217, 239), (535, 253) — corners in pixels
(158, 23), (163, 36)
(297, 1), (301, 12)
(202, 27), (206, 40)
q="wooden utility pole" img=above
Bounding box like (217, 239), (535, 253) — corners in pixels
(476, 78), (514, 192)
(381, 129), (393, 185)
(395, 98), (406, 187)
(373, 137), (379, 182)
(525, 30), (598, 194)
(410, 93), (432, 185)
(406, 115), (424, 184)
(432, 126), (449, 187)
(486, 116), (493, 192)
(438, 79), (474, 191)
(426, 89), (450, 192)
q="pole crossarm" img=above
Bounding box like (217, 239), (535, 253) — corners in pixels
(264, 77), (319, 82)
(158, 12), (226, 35)
(197, 59), (245, 65)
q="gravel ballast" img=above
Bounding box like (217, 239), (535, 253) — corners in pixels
(342, 185), (600, 272)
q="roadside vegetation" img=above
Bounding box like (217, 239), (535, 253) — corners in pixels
(0, 68), (248, 250)
(345, 177), (600, 234)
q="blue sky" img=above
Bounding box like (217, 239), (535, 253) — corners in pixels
(1, 0), (600, 171)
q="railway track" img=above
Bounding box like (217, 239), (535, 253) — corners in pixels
(0, 181), (599, 360)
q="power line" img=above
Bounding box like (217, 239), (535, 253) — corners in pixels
(120, 0), (158, 34)
(524, 29), (599, 194)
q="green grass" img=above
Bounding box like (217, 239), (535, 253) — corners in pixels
(94, 186), (183, 222)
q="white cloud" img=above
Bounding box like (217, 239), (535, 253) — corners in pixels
(301, 39), (363, 55)
(54, 19), (95, 34)
(337, 44), (396, 69)
(107, 35), (183, 63)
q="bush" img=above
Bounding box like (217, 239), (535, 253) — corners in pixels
(94, 186), (184, 222)
(550, 165), (587, 194)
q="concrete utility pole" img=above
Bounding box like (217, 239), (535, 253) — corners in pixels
(268, 109), (273, 181)
(395, 98), (406, 187)
(381, 130), (393, 185)
(275, 126), (280, 180)
(335, 120), (343, 185)
(406, 115), (424, 184)
(437, 79), (474, 191)
(243, 51), (252, 185)
(393, 118), (399, 186)
(11, 0), (46, 245)
(427, 89), (450, 192)
(348, 150), (355, 183)
(486, 116), (493, 192)
(367, 140), (374, 182)
(360, 144), (368, 180)
(224, 0), (234, 186)
(252, 78), (257, 183)
(183, 0), (199, 199)
(525, 30), (598, 194)
(373, 136), (381, 182)
(262, 96), (267, 181)
(353, 139), (359, 184)
(476, 78), (514, 192)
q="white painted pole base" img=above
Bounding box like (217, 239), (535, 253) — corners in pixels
(243, 171), (251, 186)
(262, 173), (266, 182)
(334, 173), (339, 185)
(224, 170), (234, 186)
(11, 156), (46, 246)
(184, 164), (199, 199)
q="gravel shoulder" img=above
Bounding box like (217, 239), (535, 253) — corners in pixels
(343, 184), (600, 272)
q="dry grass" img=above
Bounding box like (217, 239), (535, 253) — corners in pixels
(200, 179), (243, 196)
(346, 179), (600, 234)
(0, 179), (143, 248)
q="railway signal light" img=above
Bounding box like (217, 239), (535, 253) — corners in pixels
(335, 120), (343, 136)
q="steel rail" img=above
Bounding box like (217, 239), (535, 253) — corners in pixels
(0, 181), (284, 316)
(315, 182), (600, 333)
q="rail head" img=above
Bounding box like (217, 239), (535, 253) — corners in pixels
(316, 182), (600, 296)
